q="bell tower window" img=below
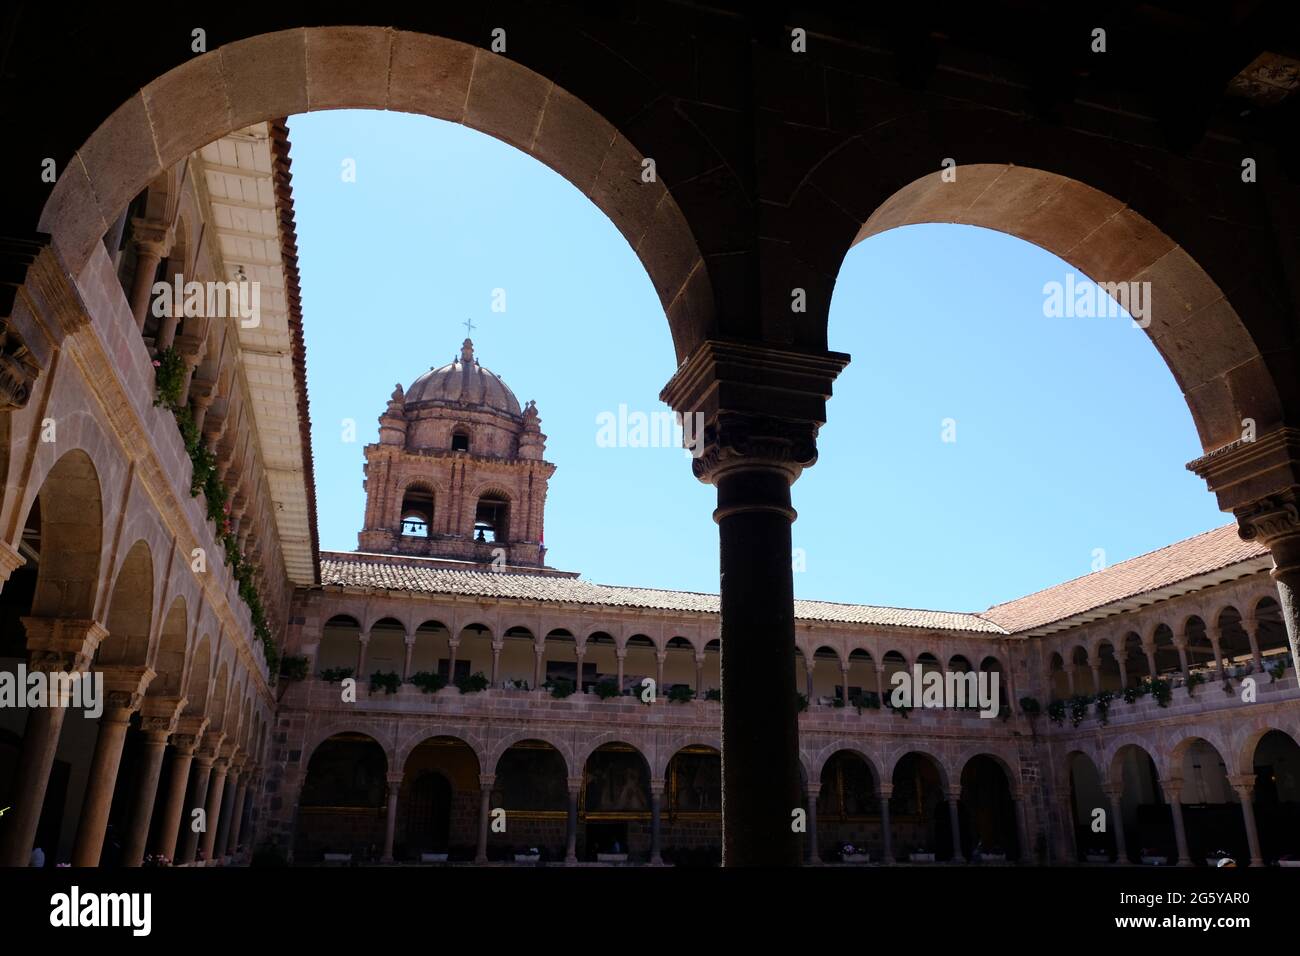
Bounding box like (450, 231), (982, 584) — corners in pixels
(451, 428), (470, 452)
(400, 486), (434, 538)
(474, 494), (509, 543)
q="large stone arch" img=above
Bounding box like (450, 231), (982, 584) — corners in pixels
(573, 733), (653, 779)
(302, 722), (397, 768)
(487, 731), (571, 777)
(34, 27), (714, 364)
(953, 748), (1020, 794)
(1104, 736), (1166, 787)
(18, 447), (104, 621)
(149, 594), (189, 698)
(811, 742), (881, 787)
(97, 539), (154, 668)
(653, 735), (722, 781)
(821, 160), (1282, 451)
(883, 747), (952, 793)
(394, 727), (488, 774)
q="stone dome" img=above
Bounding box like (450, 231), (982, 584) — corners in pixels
(404, 338), (521, 417)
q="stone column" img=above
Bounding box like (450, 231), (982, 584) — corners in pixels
(1228, 775), (1264, 866)
(946, 787), (965, 863)
(1103, 784), (1128, 863)
(1173, 634), (1192, 684)
(475, 774), (494, 863)
(840, 666), (851, 706)
(1065, 666), (1075, 697)
(1243, 616), (1264, 672)
(1118, 655), (1130, 691)
(615, 650), (626, 693)
(127, 219), (173, 331)
(226, 767), (251, 855)
(533, 643), (544, 689)
(804, 657), (815, 700)
(355, 631), (370, 681)
(215, 760), (241, 859)
(1208, 626), (1226, 682)
(655, 652), (666, 691)
(878, 783), (895, 863)
(490, 641), (502, 687)
(200, 755), (231, 861)
(402, 635), (415, 681)
(649, 781), (664, 865)
(0, 618), (106, 866)
(694, 656), (705, 694)
(575, 644), (587, 692)
(565, 776), (581, 864)
(1012, 795), (1031, 863)
(874, 664), (884, 702)
(72, 668), (153, 866)
(1142, 639), (1158, 683)
(805, 783), (820, 864)
(1089, 662), (1101, 695)
(661, 340), (848, 867)
(382, 771), (403, 863)
(122, 703), (181, 866)
(179, 752), (215, 864)
(155, 720), (204, 863)
(1165, 781), (1192, 866)
(447, 639), (459, 682)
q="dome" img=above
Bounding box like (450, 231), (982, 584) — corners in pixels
(404, 338), (521, 417)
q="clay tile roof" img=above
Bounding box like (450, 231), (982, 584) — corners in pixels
(978, 524), (1269, 633)
(319, 555), (1003, 633)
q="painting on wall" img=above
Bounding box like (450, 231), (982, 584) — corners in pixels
(493, 744), (567, 812)
(584, 747), (650, 814)
(670, 750), (721, 813)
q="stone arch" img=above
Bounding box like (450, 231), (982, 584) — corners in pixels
(487, 731), (570, 777)
(149, 594), (188, 697)
(303, 722), (396, 768)
(393, 728), (487, 775)
(653, 736), (722, 780)
(183, 633), (212, 715)
(20, 448), (104, 621)
(37, 27), (714, 363)
(97, 539), (154, 668)
(1236, 725), (1300, 780)
(574, 733), (653, 778)
(1105, 737), (1165, 788)
(208, 660), (231, 733)
(884, 748), (951, 793)
(818, 158), (1285, 450)
(812, 741), (881, 784)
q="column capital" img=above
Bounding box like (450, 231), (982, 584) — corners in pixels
(100, 665), (156, 719)
(0, 538), (24, 583)
(659, 339), (851, 486)
(478, 773), (496, 789)
(1163, 778), (1184, 801)
(946, 785), (963, 801)
(139, 695), (186, 736)
(805, 783), (821, 797)
(1226, 774), (1255, 796)
(21, 617), (108, 672)
(649, 780), (665, 798)
(1101, 783), (1123, 800)
(386, 771), (405, 786)
(566, 776), (584, 794)
(129, 217), (175, 256)
(878, 783), (894, 799)
(198, 730), (226, 760)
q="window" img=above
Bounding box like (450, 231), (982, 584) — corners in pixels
(400, 486), (434, 537)
(474, 494), (508, 543)
(451, 429), (470, 452)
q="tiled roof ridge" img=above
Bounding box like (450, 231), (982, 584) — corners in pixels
(980, 523), (1252, 615)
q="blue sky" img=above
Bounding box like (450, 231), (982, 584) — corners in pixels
(288, 109), (1227, 613)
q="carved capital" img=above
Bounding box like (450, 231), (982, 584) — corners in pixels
(1235, 490), (1300, 546)
(22, 617), (108, 673)
(170, 733), (200, 755)
(0, 538), (26, 584)
(659, 339), (850, 486)
(139, 695), (186, 736)
(130, 218), (174, 257)
(0, 316), (42, 412)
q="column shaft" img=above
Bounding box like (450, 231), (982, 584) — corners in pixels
(179, 759), (213, 863)
(122, 732), (169, 866)
(71, 713), (133, 866)
(475, 785), (492, 863)
(156, 747), (195, 862)
(0, 705), (69, 865)
(199, 763), (228, 861)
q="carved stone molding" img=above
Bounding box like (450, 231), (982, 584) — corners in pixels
(0, 539), (25, 584)
(21, 617), (108, 672)
(659, 339), (850, 486)
(0, 316), (42, 411)
(1235, 491), (1300, 546)
(1186, 427), (1300, 513)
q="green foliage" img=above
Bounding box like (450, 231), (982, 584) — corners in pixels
(410, 671), (448, 693)
(1094, 690), (1113, 726)
(795, 692), (808, 713)
(667, 684), (695, 703)
(1146, 677), (1172, 707)
(855, 691), (880, 712)
(1185, 672), (1206, 695)
(152, 347), (186, 410)
(594, 678), (621, 700)
(319, 667), (354, 684)
(1018, 696), (1041, 716)
(279, 655), (308, 682)
(1068, 694), (1091, 727)
(547, 677), (576, 699)
(703, 687), (721, 702)
(370, 671), (401, 695)
(1047, 699), (1066, 725)
(455, 671), (490, 694)
(1267, 660), (1286, 682)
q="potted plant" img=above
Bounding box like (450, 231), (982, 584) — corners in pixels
(514, 846), (541, 863)
(547, 676), (576, 699)
(455, 671), (490, 694)
(703, 687), (721, 702)
(1268, 660), (1287, 683)
(1146, 677), (1172, 708)
(1139, 847), (1168, 865)
(594, 678), (621, 700)
(279, 656), (309, 682)
(667, 684), (695, 703)
(319, 667), (354, 684)
(1068, 694), (1091, 727)
(369, 671), (400, 695)
(409, 671), (448, 693)
(907, 846), (935, 863)
(1094, 690), (1112, 726)
(1019, 696), (1041, 717)
(796, 692), (808, 713)
(1185, 672), (1206, 696)
(1047, 699), (1066, 725)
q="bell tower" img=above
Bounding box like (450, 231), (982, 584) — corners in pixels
(358, 339), (554, 568)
